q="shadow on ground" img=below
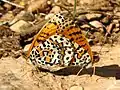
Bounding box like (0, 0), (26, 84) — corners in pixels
(39, 64), (120, 79)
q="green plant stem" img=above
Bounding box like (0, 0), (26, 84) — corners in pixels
(73, 0), (77, 20)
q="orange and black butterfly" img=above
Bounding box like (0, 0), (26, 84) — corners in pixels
(27, 14), (94, 71)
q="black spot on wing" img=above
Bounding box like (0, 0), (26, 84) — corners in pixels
(54, 36), (57, 38)
(59, 16), (62, 18)
(62, 19), (64, 22)
(66, 57), (69, 60)
(68, 51), (72, 54)
(43, 43), (46, 47)
(60, 37), (64, 41)
(70, 38), (74, 41)
(53, 22), (57, 25)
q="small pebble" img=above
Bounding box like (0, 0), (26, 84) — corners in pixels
(89, 21), (103, 28)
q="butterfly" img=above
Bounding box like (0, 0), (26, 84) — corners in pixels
(27, 13), (94, 71)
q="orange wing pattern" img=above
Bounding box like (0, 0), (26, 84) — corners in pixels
(27, 23), (58, 58)
(61, 26), (93, 61)
(27, 14), (66, 58)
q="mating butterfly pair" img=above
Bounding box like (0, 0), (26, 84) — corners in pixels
(27, 14), (94, 71)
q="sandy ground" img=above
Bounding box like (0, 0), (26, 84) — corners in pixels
(0, 0), (120, 90)
(0, 44), (120, 90)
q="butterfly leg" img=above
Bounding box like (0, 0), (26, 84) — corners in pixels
(77, 66), (84, 75)
(91, 65), (96, 76)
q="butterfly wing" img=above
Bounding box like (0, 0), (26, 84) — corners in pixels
(27, 14), (65, 58)
(29, 34), (75, 71)
(27, 23), (58, 58)
(28, 14), (93, 69)
(61, 26), (93, 68)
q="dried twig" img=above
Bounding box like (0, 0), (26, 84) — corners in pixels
(1, 0), (24, 8)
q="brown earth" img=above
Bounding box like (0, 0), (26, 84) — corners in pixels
(0, 0), (120, 90)
(0, 44), (120, 90)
